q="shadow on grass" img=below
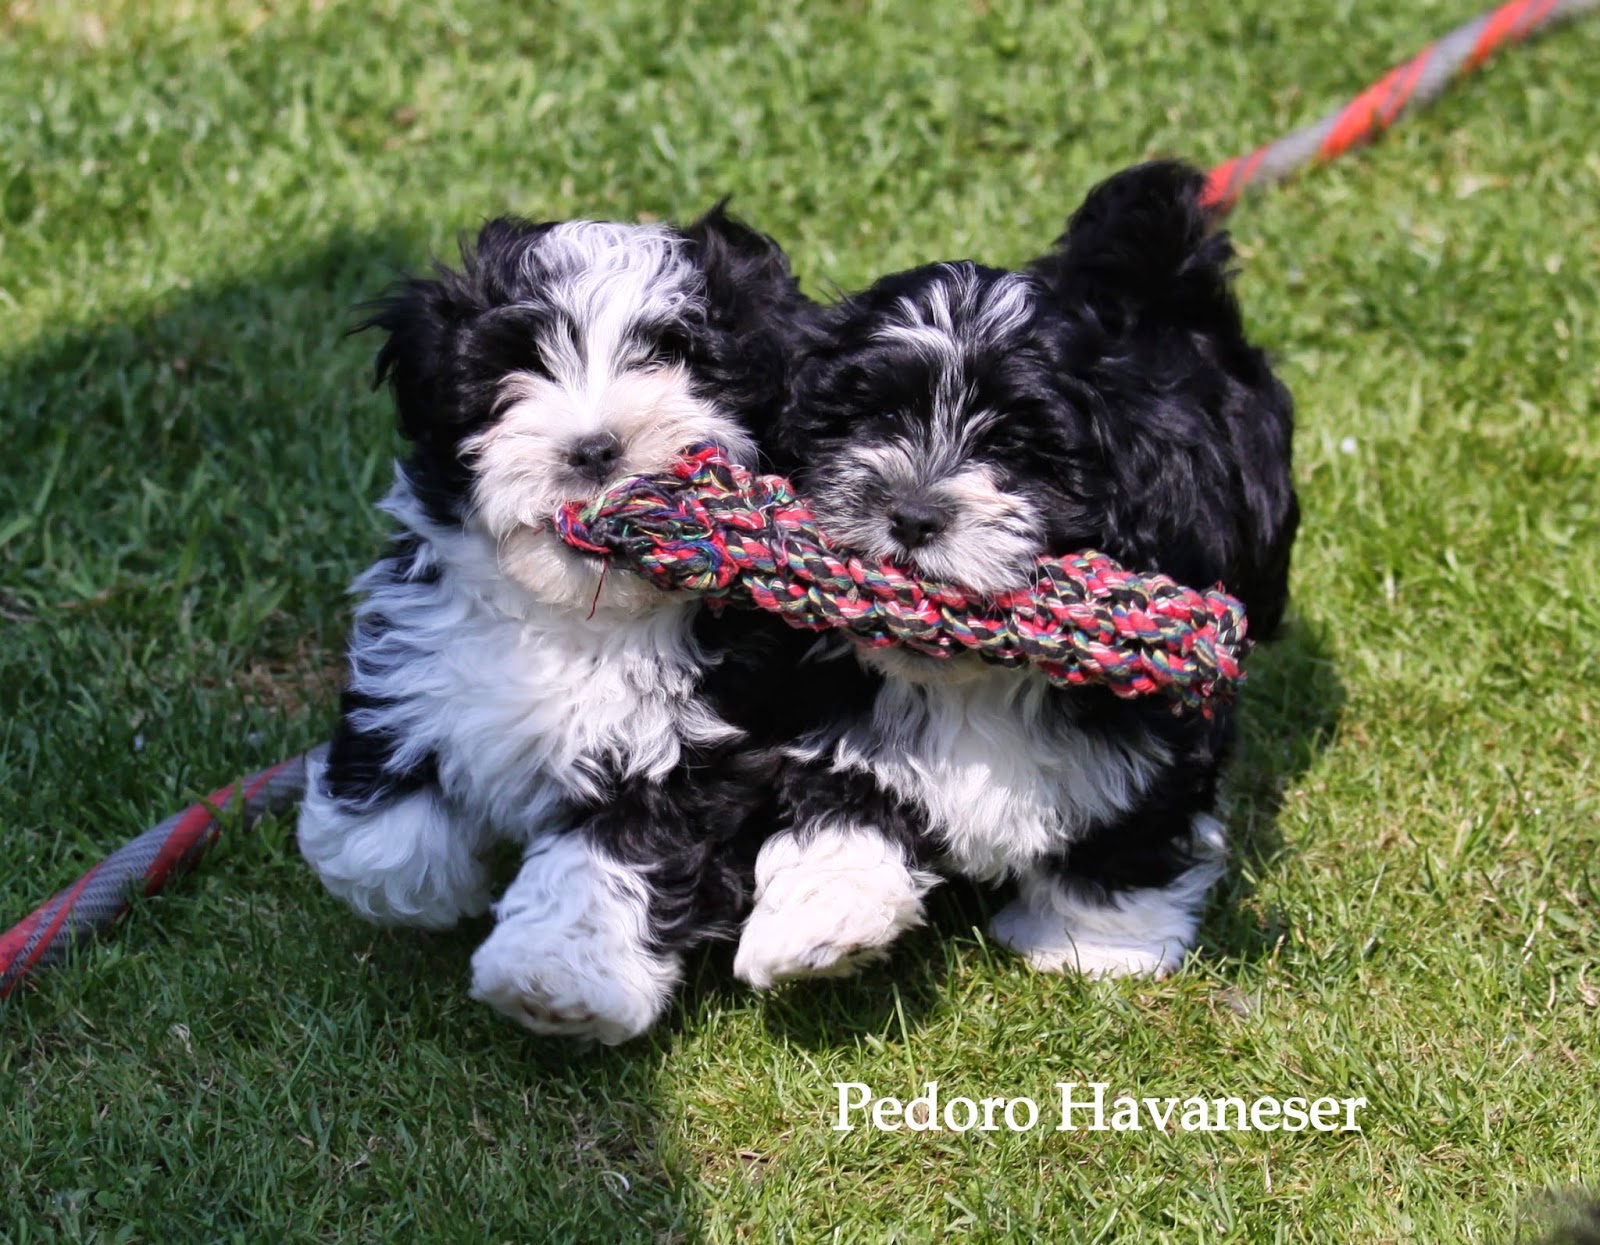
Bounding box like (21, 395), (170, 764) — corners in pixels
(1, 233), (706, 1244)
(1206, 612), (1347, 966)
(1522, 1193), (1600, 1245)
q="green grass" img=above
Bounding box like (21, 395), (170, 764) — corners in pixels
(3, 0), (1598, 1240)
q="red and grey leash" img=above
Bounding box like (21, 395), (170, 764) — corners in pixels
(3, 0), (1595, 1001)
(1201, 0), (1599, 211)
(0, 748), (323, 999)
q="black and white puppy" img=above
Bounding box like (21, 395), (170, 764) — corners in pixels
(734, 162), (1298, 985)
(297, 208), (817, 1043)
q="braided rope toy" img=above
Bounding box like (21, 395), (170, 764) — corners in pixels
(5, 0), (1596, 1000)
(556, 444), (1249, 713)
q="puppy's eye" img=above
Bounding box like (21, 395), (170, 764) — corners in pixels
(648, 326), (698, 367)
(826, 361), (879, 405)
(981, 417), (1043, 456)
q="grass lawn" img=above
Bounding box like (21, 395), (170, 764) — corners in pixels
(3, 0), (1598, 1240)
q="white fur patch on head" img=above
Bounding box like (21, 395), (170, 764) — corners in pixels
(988, 814), (1228, 978)
(873, 267), (1036, 459)
(296, 753), (493, 929)
(875, 264), (1035, 379)
(733, 825), (941, 988)
(470, 833), (681, 1045)
(517, 220), (694, 368)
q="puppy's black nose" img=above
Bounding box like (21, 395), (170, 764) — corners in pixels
(566, 432), (623, 479)
(887, 498), (952, 551)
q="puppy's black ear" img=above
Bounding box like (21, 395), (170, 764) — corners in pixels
(1028, 161), (1235, 332)
(359, 275), (458, 445)
(358, 218), (538, 444)
(681, 200), (807, 329)
(681, 201), (816, 435)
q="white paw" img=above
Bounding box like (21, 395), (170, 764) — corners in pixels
(988, 896), (1184, 978)
(733, 827), (938, 989)
(296, 765), (491, 929)
(990, 816), (1226, 980)
(469, 923), (676, 1045)
(734, 905), (898, 987)
(468, 835), (679, 1045)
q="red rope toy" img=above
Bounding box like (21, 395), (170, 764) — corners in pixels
(4, 0), (1593, 1000)
(556, 444), (1249, 712)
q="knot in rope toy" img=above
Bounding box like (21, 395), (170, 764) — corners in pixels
(555, 444), (1250, 714)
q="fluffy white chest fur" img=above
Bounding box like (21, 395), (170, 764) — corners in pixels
(350, 502), (738, 838)
(835, 661), (1167, 880)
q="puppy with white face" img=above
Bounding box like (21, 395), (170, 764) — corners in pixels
(735, 163), (1299, 986)
(296, 208), (818, 1043)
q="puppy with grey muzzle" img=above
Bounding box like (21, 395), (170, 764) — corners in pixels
(734, 162), (1299, 986)
(297, 207), (820, 1044)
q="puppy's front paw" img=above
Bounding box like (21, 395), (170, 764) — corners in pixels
(469, 916), (678, 1045)
(733, 827), (937, 989)
(990, 826), (1225, 980)
(469, 835), (681, 1044)
(734, 905), (898, 989)
(989, 896), (1181, 979)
